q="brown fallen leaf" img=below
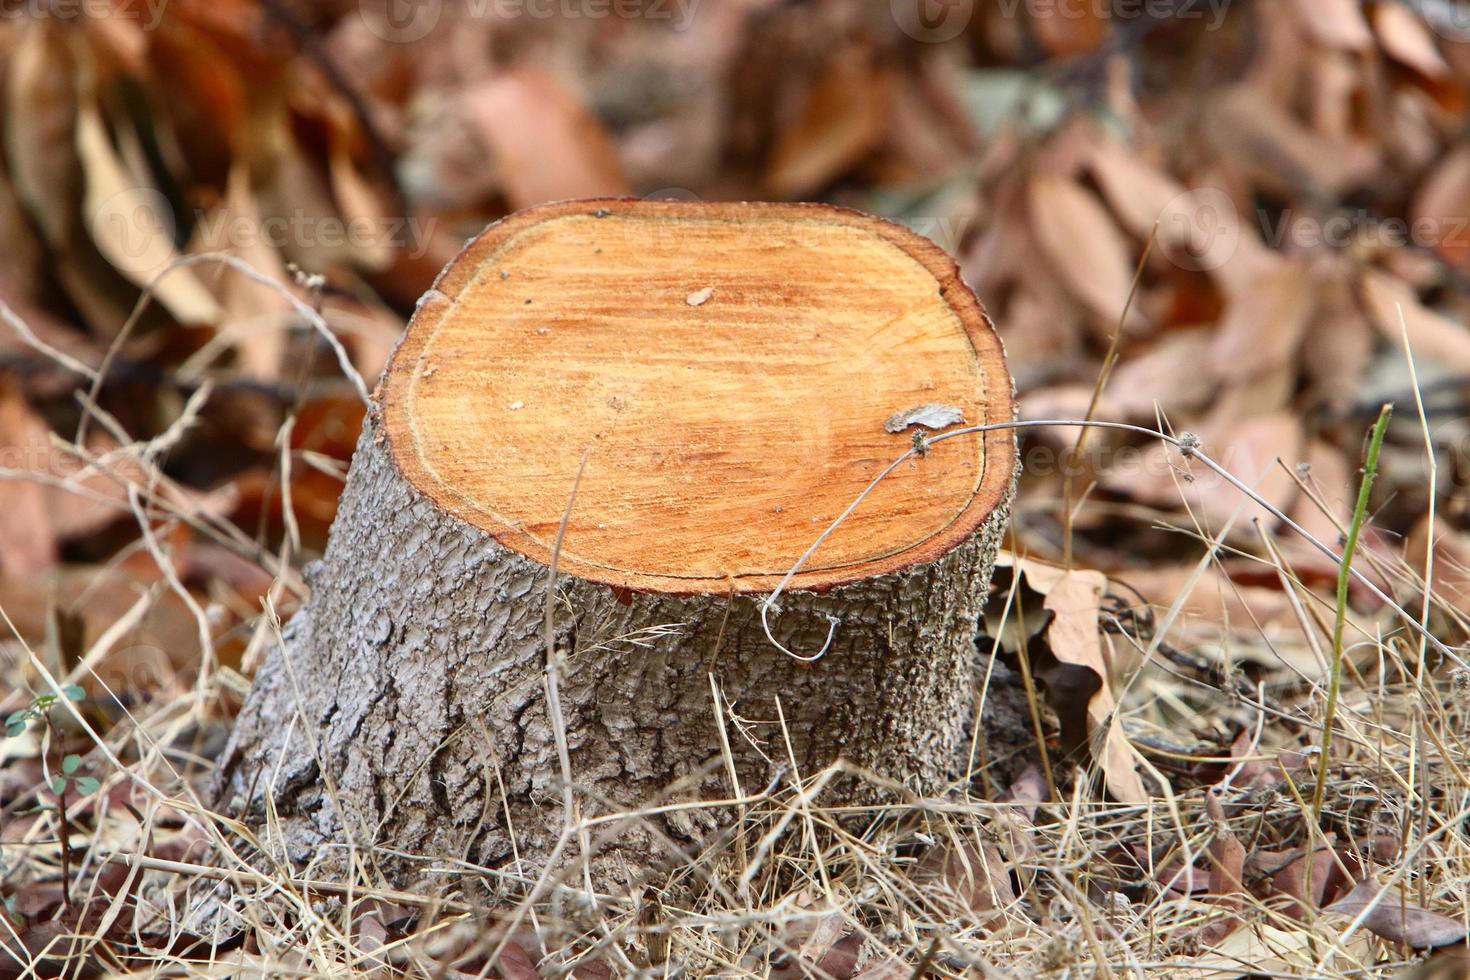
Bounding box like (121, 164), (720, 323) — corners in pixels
(0, 377), (57, 576)
(0, 920), (107, 980)
(187, 166), (292, 381)
(1027, 174), (1143, 336)
(1288, 0), (1373, 50)
(1287, 438), (1353, 569)
(766, 44), (891, 199)
(1116, 563), (1329, 678)
(1271, 844), (1356, 920)
(492, 941), (541, 980)
(1101, 408), (1305, 534)
(1208, 257), (1318, 383)
(1000, 764), (1048, 819)
(1031, 0), (1109, 57)
(1373, 3), (1451, 78)
(1360, 269), (1470, 373)
(1197, 791), (1248, 945)
(1086, 136), (1185, 240)
(851, 954), (910, 980)
(920, 837), (1016, 924)
(4, 25), (80, 252)
(77, 99), (219, 325)
(1299, 262), (1376, 412)
(327, 123), (395, 273)
(994, 268), (1087, 383)
(1206, 86), (1380, 200)
(1406, 516), (1470, 632)
(462, 69), (631, 211)
(1412, 146), (1470, 276)
(1325, 879), (1467, 950)
(1040, 566), (1149, 803)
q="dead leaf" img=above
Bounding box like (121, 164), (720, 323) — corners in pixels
(1031, 0), (1110, 57)
(490, 941), (540, 980)
(919, 837), (1016, 926)
(1041, 567), (1148, 803)
(1271, 845), (1355, 918)
(1307, 47), (1361, 140)
(463, 69), (630, 210)
(1288, 438), (1353, 564)
(0, 377), (57, 576)
(327, 127), (394, 272)
(1108, 328), (1221, 416)
(1325, 879), (1466, 949)
(1300, 264), (1376, 412)
(1184, 922), (1374, 979)
(1001, 764), (1048, 819)
(1206, 87), (1379, 200)
(1360, 269), (1470, 373)
(1198, 792), (1247, 944)
(1027, 174), (1143, 335)
(852, 956), (909, 980)
(1209, 258), (1318, 383)
(766, 45), (891, 199)
(796, 911), (848, 965)
(77, 100), (219, 325)
(4, 25), (80, 251)
(1288, 0), (1373, 50)
(995, 268), (1086, 383)
(1104, 408), (1305, 533)
(1407, 517), (1470, 625)
(1086, 136), (1185, 240)
(1412, 146), (1470, 275)
(1373, 3), (1451, 78)
(189, 166), (292, 380)
(1117, 564), (1328, 677)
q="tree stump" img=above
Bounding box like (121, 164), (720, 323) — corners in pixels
(216, 199), (1017, 887)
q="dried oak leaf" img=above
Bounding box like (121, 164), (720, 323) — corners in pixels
(1325, 880), (1467, 950)
(1020, 560), (1149, 804)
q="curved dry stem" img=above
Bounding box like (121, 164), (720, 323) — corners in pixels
(762, 418), (1467, 667)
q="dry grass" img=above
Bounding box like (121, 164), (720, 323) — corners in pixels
(3, 281), (1470, 978)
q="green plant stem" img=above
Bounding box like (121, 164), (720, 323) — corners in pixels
(1311, 404), (1393, 822)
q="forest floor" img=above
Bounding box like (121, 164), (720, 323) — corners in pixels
(4, 0), (1470, 975)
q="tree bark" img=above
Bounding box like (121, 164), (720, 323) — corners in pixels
(216, 199), (1018, 888)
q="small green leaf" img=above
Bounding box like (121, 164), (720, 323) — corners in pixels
(5, 723), (24, 739)
(50, 776), (67, 795)
(63, 685), (85, 702)
(74, 777), (100, 796)
(62, 754), (81, 775)
(5, 711), (25, 725)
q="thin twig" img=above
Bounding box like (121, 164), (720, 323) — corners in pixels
(761, 418), (1466, 669)
(0, 298), (98, 380)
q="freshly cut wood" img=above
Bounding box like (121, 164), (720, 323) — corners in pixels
(217, 199), (1017, 886)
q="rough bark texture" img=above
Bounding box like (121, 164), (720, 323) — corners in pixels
(216, 411), (1015, 886)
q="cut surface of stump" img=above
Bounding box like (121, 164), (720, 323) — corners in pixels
(384, 202), (1011, 590)
(218, 199), (1018, 889)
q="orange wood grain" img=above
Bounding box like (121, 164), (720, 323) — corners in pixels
(380, 199), (1013, 594)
